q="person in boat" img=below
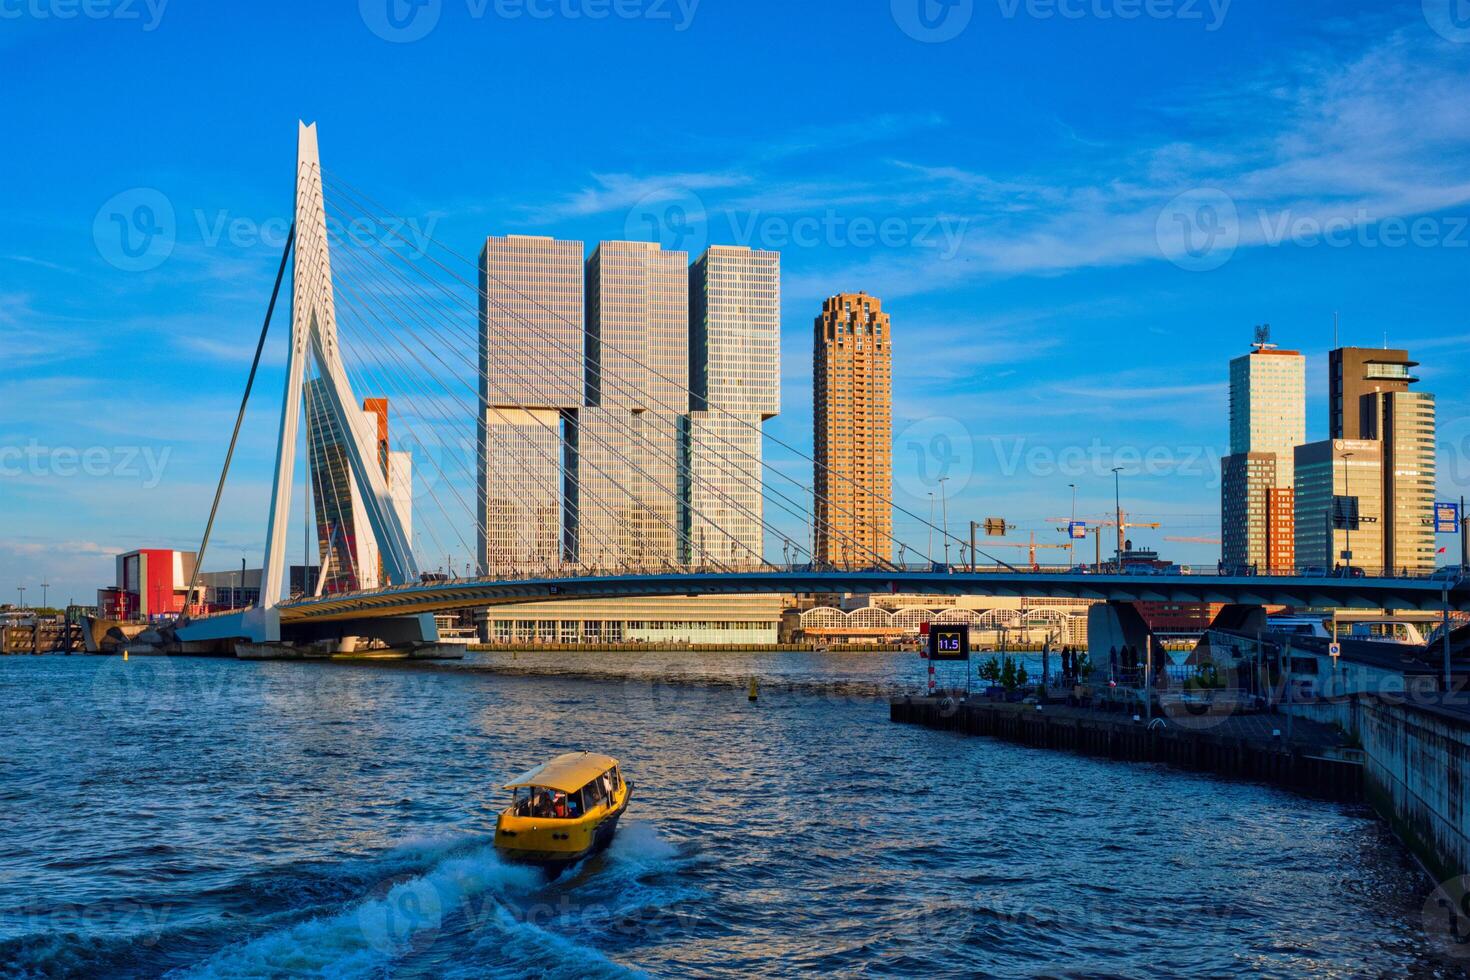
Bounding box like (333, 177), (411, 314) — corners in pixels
(552, 792), (569, 818)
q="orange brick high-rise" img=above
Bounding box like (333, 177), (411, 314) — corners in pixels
(814, 292), (892, 567)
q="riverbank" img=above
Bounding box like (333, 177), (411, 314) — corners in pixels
(891, 695), (1364, 801)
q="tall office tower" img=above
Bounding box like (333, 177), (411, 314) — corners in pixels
(305, 383), (413, 593)
(1294, 439), (1383, 572)
(477, 235), (583, 575)
(813, 292), (892, 567)
(1220, 341), (1305, 571)
(687, 246), (780, 567)
(1329, 347), (1436, 574)
(575, 241), (689, 567)
(1383, 389), (1437, 573)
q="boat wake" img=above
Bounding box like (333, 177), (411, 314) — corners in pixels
(171, 822), (690, 978)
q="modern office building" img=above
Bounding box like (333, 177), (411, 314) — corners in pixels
(1294, 439), (1383, 572)
(1330, 347), (1416, 441)
(687, 245), (780, 566)
(574, 241), (689, 567)
(305, 382), (412, 593)
(1328, 347), (1436, 574)
(813, 292), (893, 567)
(477, 235), (584, 574)
(1221, 343), (1304, 571)
(1382, 389), (1437, 574)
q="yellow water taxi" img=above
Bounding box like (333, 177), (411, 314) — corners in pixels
(494, 752), (631, 869)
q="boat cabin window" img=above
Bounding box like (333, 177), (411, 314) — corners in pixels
(511, 786), (575, 819)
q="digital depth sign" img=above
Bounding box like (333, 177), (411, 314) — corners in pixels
(928, 625), (970, 661)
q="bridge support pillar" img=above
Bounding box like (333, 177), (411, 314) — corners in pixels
(233, 613), (459, 660)
(1087, 601), (1165, 679)
(1191, 604), (1268, 664)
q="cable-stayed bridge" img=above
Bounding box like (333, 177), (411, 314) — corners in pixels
(172, 124), (1470, 656)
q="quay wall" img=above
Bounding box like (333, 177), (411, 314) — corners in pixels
(1288, 697), (1470, 882)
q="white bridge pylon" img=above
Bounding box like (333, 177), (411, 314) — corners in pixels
(259, 121), (418, 609)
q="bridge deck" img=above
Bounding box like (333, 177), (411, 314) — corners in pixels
(266, 571), (1470, 624)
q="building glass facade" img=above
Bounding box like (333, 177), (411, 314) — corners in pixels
(687, 246), (780, 567)
(477, 236), (583, 574)
(1294, 439), (1383, 572)
(574, 241), (688, 567)
(305, 381), (412, 592)
(1223, 346), (1304, 570)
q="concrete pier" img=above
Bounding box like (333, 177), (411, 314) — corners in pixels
(891, 695), (1364, 801)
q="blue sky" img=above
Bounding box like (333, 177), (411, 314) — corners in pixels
(2, 0), (1469, 603)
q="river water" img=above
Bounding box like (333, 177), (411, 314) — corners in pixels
(0, 651), (1459, 977)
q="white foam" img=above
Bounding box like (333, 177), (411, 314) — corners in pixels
(605, 821), (678, 866)
(174, 845), (541, 979)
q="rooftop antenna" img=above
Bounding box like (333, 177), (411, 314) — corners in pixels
(1251, 323), (1275, 351)
(1333, 311), (1339, 349)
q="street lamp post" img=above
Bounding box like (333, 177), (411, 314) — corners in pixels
(1112, 466), (1125, 569)
(1069, 482), (1078, 569)
(939, 476), (951, 568)
(927, 492), (935, 565)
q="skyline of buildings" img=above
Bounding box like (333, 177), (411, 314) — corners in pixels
(1222, 338), (1441, 576)
(474, 236), (782, 575)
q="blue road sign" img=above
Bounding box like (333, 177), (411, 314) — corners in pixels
(1435, 502), (1460, 534)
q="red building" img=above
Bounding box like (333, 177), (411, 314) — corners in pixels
(96, 549), (199, 621)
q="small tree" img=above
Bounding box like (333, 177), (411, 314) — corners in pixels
(979, 657), (1001, 684)
(1016, 663), (1029, 689)
(1000, 656), (1018, 691)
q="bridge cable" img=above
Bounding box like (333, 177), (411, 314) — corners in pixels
(177, 223), (296, 624)
(320, 178), (896, 572)
(322, 170), (991, 568)
(322, 172), (926, 570)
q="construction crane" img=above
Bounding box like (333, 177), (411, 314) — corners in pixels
(1048, 512), (1163, 569)
(970, 531), (1075, 572)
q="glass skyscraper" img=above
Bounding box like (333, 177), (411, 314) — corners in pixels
(305, 381), (412, 592)
(687, 246), (780, 567)
(477, 235), (583, 575)
(574, 241), (689, 568)
(1221, 344), (1305, 571)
